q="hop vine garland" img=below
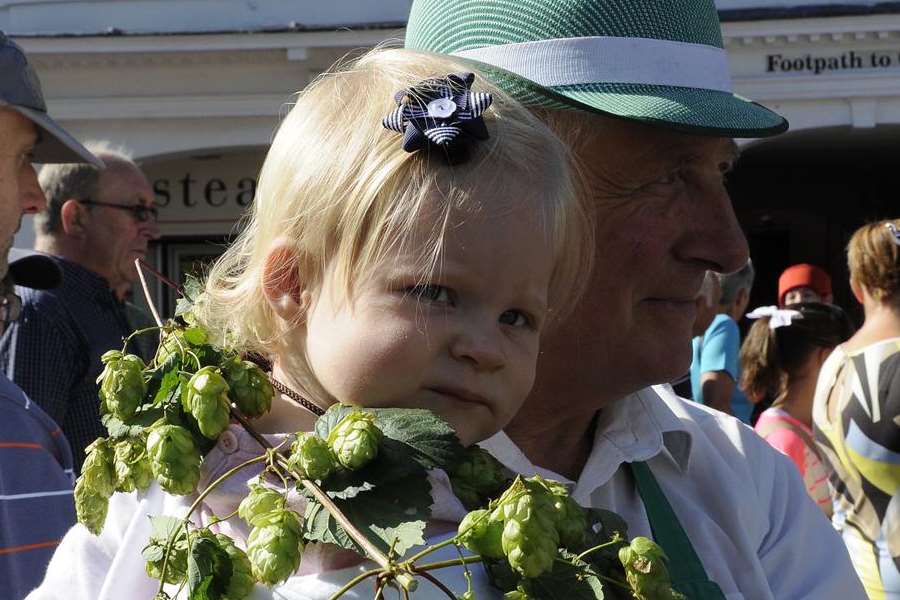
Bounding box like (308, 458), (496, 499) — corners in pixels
(74, 271), (684, 600)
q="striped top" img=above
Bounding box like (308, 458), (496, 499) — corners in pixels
(754, 407), (831, 517)
(0, 372), (76, 599)
(814, 339), (900, 599)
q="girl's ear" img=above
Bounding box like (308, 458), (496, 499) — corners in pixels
(262, 239), (312, 324)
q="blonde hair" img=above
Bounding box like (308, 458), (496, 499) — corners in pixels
(848, 218), (900, 305)
(199, 48), (591, 363)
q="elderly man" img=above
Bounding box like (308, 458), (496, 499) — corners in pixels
(0, 32), (99, 598)
(407, 0), (863, 597)
(0, 143), (159, 470)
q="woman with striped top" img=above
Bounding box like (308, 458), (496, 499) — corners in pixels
(740, 302), (852, 516)
(814, 219), (900, 599)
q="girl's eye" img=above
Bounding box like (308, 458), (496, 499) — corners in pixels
(410, 284), (451, 304)
(499, 309), (531, 328)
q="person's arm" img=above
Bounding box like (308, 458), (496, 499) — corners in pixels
(697, 317), (739, 415)
(700, 371), (734, 415)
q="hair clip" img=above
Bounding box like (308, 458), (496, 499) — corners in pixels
(746, 305), (803, 329)
(885, 223), (900, 246)
(382, 72), (492, 163)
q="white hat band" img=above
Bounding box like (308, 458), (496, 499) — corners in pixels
(453, 35), (733, 93)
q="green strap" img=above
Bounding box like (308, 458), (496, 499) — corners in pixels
(628, 461), (727, 600)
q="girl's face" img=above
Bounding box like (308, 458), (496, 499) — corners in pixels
(302, 202), (557, 446)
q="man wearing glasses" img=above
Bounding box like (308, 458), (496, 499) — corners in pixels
(0, 142), (160, 471)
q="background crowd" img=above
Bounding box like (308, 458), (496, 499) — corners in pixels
(1, 0), (898, 598)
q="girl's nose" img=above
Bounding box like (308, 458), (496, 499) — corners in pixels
(450, 324), (504, 372)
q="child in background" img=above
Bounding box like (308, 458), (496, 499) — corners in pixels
(740, 302), (852, 516)
(28, 48), (591, 600)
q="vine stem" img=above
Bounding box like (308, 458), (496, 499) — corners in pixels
(413, 555), (483, 573)
(135, 258), (164, 328)
(574, 538), (624, 563)
(229, 406), (418, 592)
(328, 569), (382, 600)
(416, 571), (457, 600)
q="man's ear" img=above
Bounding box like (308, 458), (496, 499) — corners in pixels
(59, 199), (88, 238)
(262, 239), (312, 324)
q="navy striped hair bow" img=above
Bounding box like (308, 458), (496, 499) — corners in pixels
(382, 72), (492, 163)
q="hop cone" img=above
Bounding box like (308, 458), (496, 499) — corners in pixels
(457, 508), (504, 559)
(619, 537), (683, 600)
(184, 367), (231, 439)
(146, 424), (201, 496)
(97, 350), (146, 421)
(450, 446), (509, 510)
(531, 476), (586, 549)
(238, 483), (286, 527)
(216, 533), (255, 600)
(327, 411), (382, 471)
(113, 435), (153, 493)
(247, 509), (304, 586)
(75, 438), (115, 534)
(224, 358), (274, 418)
(287, 433), (336, 481)
(496, 478), (560, 578)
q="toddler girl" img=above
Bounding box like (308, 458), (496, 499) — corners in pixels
(28, 48), (590, 599)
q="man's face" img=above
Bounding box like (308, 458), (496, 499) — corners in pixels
(537, 113), (749, 400)
(82, 162), (159, 290)
(0, 109), (46, 279)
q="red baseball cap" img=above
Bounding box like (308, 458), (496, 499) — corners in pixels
(778, 264), (832, 305)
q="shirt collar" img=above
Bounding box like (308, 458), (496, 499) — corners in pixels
(481, 385), (694, 488)
(51, 256), (117, 302)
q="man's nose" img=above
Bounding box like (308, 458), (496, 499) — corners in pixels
(20, 163), (47, 214)
(141, 214), (161, 241)
(677, 175), (749, 275)
(449, 322), (505, 372)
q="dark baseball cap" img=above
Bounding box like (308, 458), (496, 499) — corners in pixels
(0, 32), (102, 168)
(8, 248), (61, 290)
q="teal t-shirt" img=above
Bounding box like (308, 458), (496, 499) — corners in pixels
(690, 314), (752, 423)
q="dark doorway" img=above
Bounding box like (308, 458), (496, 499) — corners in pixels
(728, 125), (900, 327)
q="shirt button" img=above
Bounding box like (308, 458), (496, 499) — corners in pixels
(218, 430), (239, 454)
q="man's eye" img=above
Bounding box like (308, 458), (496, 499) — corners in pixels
(409, 284), (451, 303)
(499, 309), (531, 328)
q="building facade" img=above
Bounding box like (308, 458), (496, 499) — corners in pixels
(6, 0), (900, 316)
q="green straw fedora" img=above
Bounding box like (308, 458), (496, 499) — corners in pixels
(405, 0), (787, 138)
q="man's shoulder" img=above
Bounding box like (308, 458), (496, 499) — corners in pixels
(651, 385), (780, 467)
(0, 374), (60, 437)
(705, 314), (738, 338)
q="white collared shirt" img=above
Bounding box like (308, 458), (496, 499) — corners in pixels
(482, 385), (865, 599)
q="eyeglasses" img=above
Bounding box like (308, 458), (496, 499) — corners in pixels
(78, 200), (159, 223)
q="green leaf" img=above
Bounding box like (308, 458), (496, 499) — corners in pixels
(183, 327), (207, 346)
(152, 368), (182, 407)
(523, 552), (606, 600)
(175, 297), (194, 318)
(187, 536), (231, 600)
(316, 405), (464, 471)
(183, 275), (203, 302)
(149, 515), (184, 542)
(102, 406), (164, 439)
(304, 471), (431, 557)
